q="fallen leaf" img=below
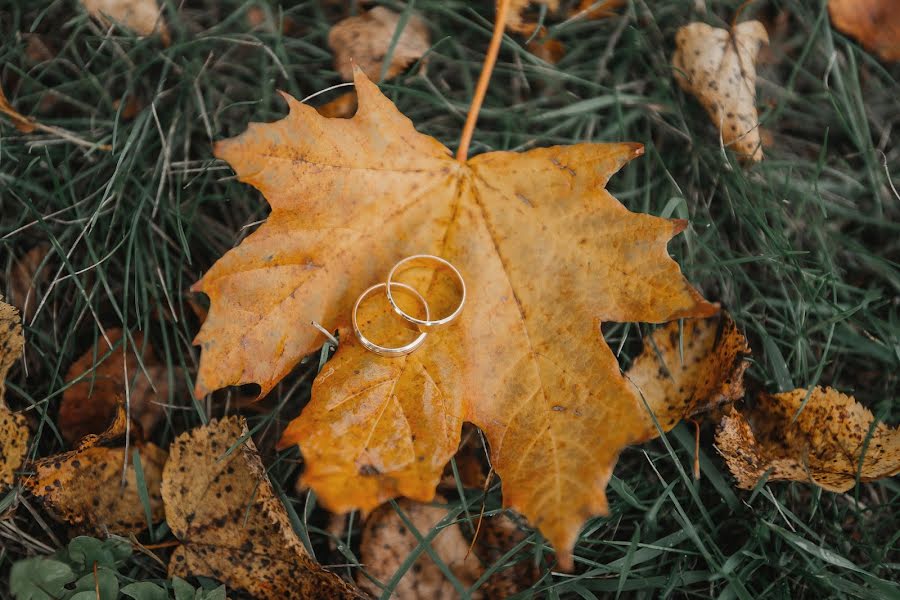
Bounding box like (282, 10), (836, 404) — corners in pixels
(329, 7), (430, 82)
(60, 329), (169, 446)
(626, 312), (750, 432)
(0, 84), (37, 133)
(473, 513), (540, 598)
(572, 0), (625, 20)
(357, 498), (482, 599)
(26, 443), (167, 534)
(716, 387), (900, 491)
(81, 0), (169, 42)
(829, 0), (900, 62)
(672, 21), (769, 161)
(161, 416), (361, 599)
(198, 69), (714, 568)
(1, 298), (28, 492)
(507, 0), (559, 34)
(7, 244), (51, 323)
(316, 91), (359, 119)
(526, 37), (565, 64)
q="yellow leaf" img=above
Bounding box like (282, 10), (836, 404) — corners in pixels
(626, 312), (750, 433)
(672, 21), (769, 161)
(197, 70), (714, 568)
(716, 387), (900, 491)
(0, 298), (28, 493)
(162, 416), (360, 599)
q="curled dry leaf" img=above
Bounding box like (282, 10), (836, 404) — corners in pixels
(716, 387), (900, 491)
(828, 0), (900, 62)
(1, 298), (28, 492)
(81, 0), (169, 42)
(626, 312), (750, 433)
(357, 498), (481, 599)
(329, 7), (430, 82)
(26, 442), (167, 535)
(60, 329), (169, 446)
(0, 84), (37, 133)
(162, 417), (360, 599)
(198, 69), (713, 568)
(6, 244), (51, 323)
(673, 21), (769, 161)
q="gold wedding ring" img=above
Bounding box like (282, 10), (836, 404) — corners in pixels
(384, 254), (466, 330)
(352, 282), (430, 357)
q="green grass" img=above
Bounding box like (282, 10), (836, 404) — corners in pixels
(2, 0), (899, 598)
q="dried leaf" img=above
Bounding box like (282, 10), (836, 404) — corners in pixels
(316, 92), (359, 119)
(1, 298), (28, 491)
(626, 312), (750, 433)
(357, 498), (481, 599)
(716, 387), (900, 491)
(329, 7), (430, 82)
(829, 0), (900, 62)
(162, 417), (360, 599)
(474, 513), (540, 597)
(507, 0), (560, 34)
(0, 84), (37, 133)
(197, 69), (714, 568)
(60, 329), (168, 446)
(673, 21), (769, 161)
(7, 244), (50, 323)
(26, 443), (167, 534)
(527, 37), (565, 64)
(81, 0), (169, 42)
(572, 0), (625, 20)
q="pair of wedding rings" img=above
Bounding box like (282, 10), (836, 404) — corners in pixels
(352, 254), (466, 357)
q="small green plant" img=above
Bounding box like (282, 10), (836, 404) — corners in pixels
(9, 536), (225, 600)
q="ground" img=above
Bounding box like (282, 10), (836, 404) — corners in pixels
(1, 0), (898, 598)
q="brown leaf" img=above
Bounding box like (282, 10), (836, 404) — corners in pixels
(200, 70), (714, 569)
(1, 298), (28, 491)
(829, 0), (900, 62)
(527, 37), (565, 64)
(506, 0), (560, 34)
(572, 0), (625, 20)
(162, 416), (361, 599)
(0, 84), (37, 133)
(60, 329), (169, 446)
(6, 244), (51, 323)
(329, 7), (430, 81)
(626, 312), (750, 434)
(357, 498), (482, 599)
(26, 443), (167, 534)
(716, 387), (900, 491)
(472, 514), (540, 598)
(672, 21), (769, 161)
(81, 0), (169, 42)
(316, 91), (359, 119)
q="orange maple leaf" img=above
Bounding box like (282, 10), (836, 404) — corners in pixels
(195, 70), (715, 568)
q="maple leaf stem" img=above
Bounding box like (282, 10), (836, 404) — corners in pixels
(456, 0), (511, 163)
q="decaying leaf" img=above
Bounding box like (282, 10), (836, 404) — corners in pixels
(829, 0), (900, 62)
(200, 69), (714, 568)
(673, 21), (769, 161)
(527, 37), (565, 64)
(0, 84), (37, 133)
(507, 0), (560, 34)
(472, 513), (540, 597)
(357, 498), (481, 599)
(26, 443), (167, 534)
(626, 312), (750, 432)
(60, 329), (169, 446)
(573, 0), (625, 20)
(162, 417), (360, 599)
(81, 0), (169, 42)
(1, 298), (28, 491)
(329, 7), (430, 81)
(6, 244), (50, 323)
(716, 387), (900, 491)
